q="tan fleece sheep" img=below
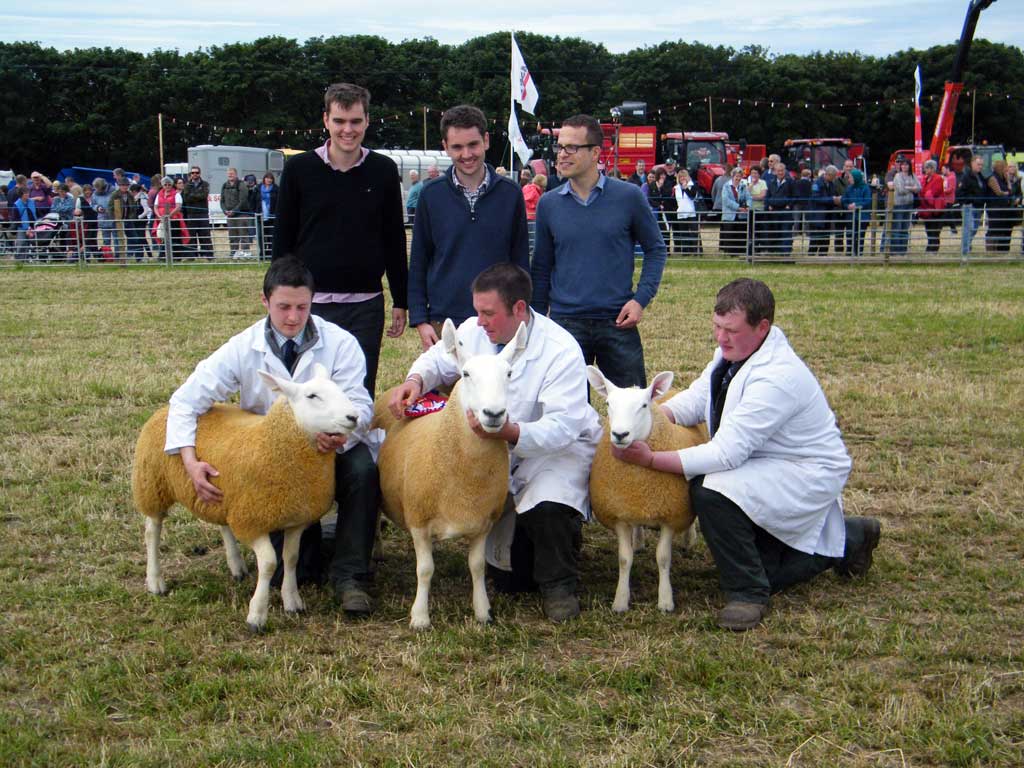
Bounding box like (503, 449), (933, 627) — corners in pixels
(132, 365), (359, 631)
(371, 319), (527, 629)
(587, 366), (708, 613)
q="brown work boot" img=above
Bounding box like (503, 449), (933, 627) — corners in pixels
(717, 601), (768, 631)
(836, 517), (882, 578)
(335, 583), (373, 618)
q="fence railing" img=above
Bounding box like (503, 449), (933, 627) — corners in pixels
(0, 212), (276, 266)
(2, 206), (1022, 266)
(652, 204), (1024, 263)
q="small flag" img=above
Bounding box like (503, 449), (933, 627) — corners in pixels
(511, 34), (540, 115)
(508, 110), (533, 167)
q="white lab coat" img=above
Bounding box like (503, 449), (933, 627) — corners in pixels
(407, 312), (602, 570)
(164, 315), (375, 455)
(663, 326), (851, 557)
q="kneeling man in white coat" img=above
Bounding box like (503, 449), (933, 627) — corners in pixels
(389, 263), (601, 622)
(613, 278), (881, 631)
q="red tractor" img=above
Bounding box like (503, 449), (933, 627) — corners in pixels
(782, 138), (867, 176)
(659, 131), (730, 197)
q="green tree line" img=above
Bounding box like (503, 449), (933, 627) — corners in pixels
(1, 32), (1021, 175)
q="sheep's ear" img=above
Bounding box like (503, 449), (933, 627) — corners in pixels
(311, 362), (330, 380)
(649, 371), (674, 401)
(586, 365), (612, 400)
(441, 318), (464, 366)
(258, 369), (296, 397)
(499, 322), (528, 366)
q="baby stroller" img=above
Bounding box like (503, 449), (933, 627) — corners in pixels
(30, 213), (68, 261)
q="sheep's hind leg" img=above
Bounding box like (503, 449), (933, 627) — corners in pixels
(144, 515), (167, 595)
(656, 525), (675, 613)
(612, 521), (634, 613)
(280, 525), (306, 614)
(220, 526), (248, 581)
(409, 527), (434, 630)
(246, 534), (277, 632)
(467, 530), (492, 624)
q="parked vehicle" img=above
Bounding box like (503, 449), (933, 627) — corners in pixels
(783, 138), (868, 176)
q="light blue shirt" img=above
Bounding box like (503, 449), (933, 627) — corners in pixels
(558, 173), (607, 207)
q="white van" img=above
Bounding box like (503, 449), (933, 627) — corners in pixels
(185, 146), (285, 225)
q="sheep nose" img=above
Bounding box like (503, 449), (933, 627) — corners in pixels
(482, 408), (506, 420)
(345, 414), (357, 425)
(612, 430), (630, 442)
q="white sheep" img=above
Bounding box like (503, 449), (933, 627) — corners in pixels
(372, 319), (527, 629)
(132, 364), (360, 632)
(586, 365), (708, 613)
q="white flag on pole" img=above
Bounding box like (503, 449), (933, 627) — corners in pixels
(511, 33), (539, 115)
(914, 64), (922, 106)
(508, 110), (533, 167)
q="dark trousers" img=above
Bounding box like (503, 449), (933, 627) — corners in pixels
(553, 315), (646, 388)
(488, 501), (583, 595)
(311, 294), (385, 398)
(690, 476), (866, 604)
(184, 211), (212, 259)
(923, 217), (943, 253)
(271, 442), (380, 589)
(675, 217), (701, 255)
(767, 210), (793, 253)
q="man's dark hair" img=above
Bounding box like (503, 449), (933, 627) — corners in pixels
(263, 257), (315, 298)
(440, 105), (487, 141)
(714, 278), (775, 327)
(324, 83), (370, 115)
(471, 263), (532, 312)
(561, 114), (603, 147)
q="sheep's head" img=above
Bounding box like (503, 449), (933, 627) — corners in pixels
(441, 318), (528, 434)
(257, 364), (360, 438)
(587, 366), (674, 449)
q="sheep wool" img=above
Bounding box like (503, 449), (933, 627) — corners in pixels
(133, 400), (334, 545)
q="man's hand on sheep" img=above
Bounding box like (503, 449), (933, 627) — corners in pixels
(181, 447), (224, 504)
(615, 299), (644, 329)
(315, 432), (348, 453)
(466, 409), (520, 445)
(386, 308), (408, 338)
(389, 376), (423, 419)
(612, 441), (685, 475)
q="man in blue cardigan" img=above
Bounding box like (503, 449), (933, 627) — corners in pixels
(408, 105), (530, 351)
(532, 114), (666, 387)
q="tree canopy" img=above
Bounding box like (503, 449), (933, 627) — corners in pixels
(1, 34), (1021, 174)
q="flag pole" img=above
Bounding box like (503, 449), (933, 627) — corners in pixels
(509, 32), (516, 175)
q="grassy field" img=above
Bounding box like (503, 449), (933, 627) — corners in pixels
(1, 262), (1022, 767)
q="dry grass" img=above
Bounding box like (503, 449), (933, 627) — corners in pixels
(1, 262), (1022, 767)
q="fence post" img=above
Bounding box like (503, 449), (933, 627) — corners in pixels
(746, 209), (754, 264)
(255, 213), (265, 262)
(960, 205), (972, 265)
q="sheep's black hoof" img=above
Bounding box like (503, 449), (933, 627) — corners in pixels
(246, 622), (267, 635)
(232, 572), (247, 583)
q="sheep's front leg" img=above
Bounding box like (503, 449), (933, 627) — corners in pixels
(467, 530), (491, 624)
(656, 525), (675, 613)
(612, 521), (634, 613)
(409, 526), (434, 630)
(144, 516), (167, 595)
(220, 526), (248, 581)
(280, 525), (306, 614)
(246, 534), (277, 632)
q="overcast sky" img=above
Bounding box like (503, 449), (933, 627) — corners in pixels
(3, 0), (1020, 57)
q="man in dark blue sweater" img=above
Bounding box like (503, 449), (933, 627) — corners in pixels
(408, 105), (529, 350)
(273, 82), (408, 398)
(532, 114), (666, 388)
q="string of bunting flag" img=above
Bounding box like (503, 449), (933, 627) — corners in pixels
(163, 87), (1018, 139)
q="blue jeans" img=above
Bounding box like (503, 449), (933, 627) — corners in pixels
(890, 205), (912, 254)
(552, 315), (646, 388)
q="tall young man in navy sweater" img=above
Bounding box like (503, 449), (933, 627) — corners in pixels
(408, 105), (530, 350)
(273, 82), (408, 397)
(532, 114), (666, 388)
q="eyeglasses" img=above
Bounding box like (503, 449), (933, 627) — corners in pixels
(190, 171), (200, 175)
(555, 143), (598, 155)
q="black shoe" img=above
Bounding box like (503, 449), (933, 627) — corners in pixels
(541, 588), (580, 623)
(836, 517), (882, 578)
(335, 583), (372, 618)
